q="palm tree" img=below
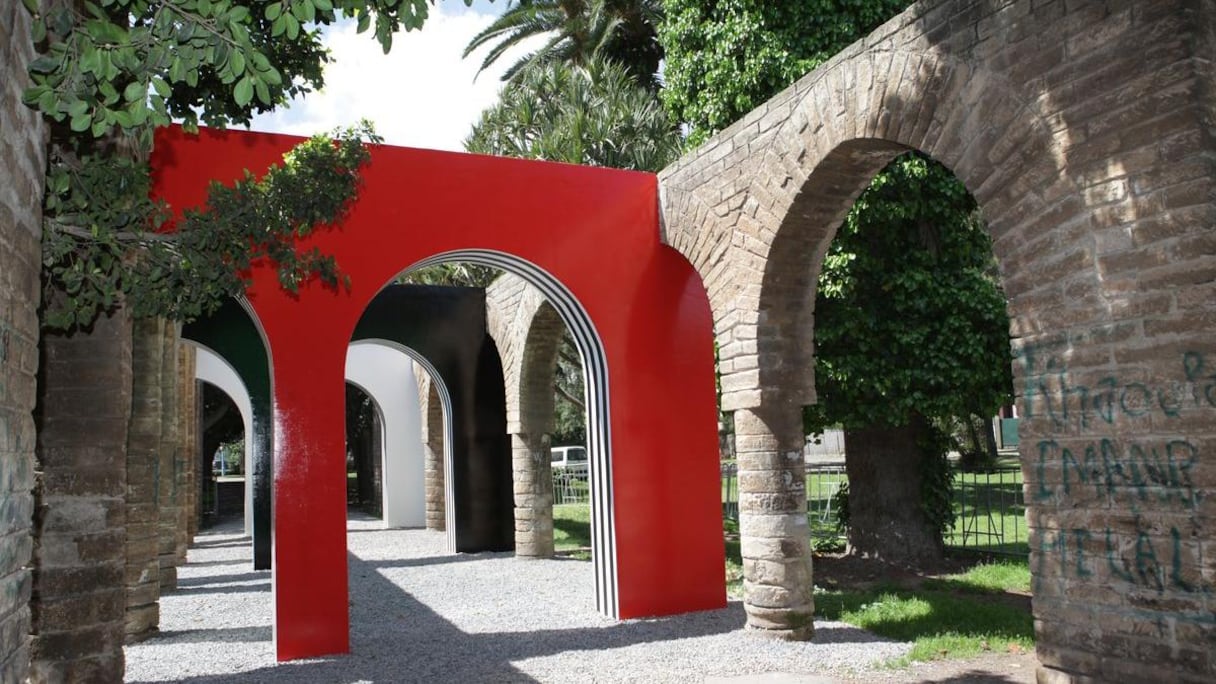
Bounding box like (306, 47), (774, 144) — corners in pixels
(464, 58), (681, 172)
(463, 0), (664, 90)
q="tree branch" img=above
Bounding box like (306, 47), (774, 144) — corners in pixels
(555, 383), (584, 410)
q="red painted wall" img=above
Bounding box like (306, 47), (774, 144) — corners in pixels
(151, 126), (725, 660)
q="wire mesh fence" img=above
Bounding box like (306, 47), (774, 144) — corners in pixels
(718, 461), (1028, 557)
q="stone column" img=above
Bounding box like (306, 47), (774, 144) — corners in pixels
(185, 372), (201, 540)
(175, 343), (196, 556)
(735, 404), (814, 640)
(124, 318), (164, 641)
(0, 3), (45, 679)
(512, 432), (554, 558)
(157, 325), (180, 589)
(31, 309), (133, 682)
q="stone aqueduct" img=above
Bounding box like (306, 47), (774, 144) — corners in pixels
(1, 0), (1213, 682)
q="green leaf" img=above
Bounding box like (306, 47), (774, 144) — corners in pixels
(229, 48), (246, 75)
(233, 75), (254, 106)
(265, 3), (282, 20)
(123, 81), (146, 103)
(37, 88), (56, 113)
(28, 55), (59, 74)
(70, 113), (92, 132)
(151, 76), (171, 98)
(254, 79), (270, 104)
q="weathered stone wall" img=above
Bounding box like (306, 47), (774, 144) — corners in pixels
(31, 311), (132, 682)
(177, 344), (199, 543)
(0, 4), (44, 680)
(157, 325), (180, 590)
(485, 275), (565, 558)
(124, 318), (163, 641)
(661, 0), (1215, 679)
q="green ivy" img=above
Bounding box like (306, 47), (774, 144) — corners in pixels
(659, 0), (910, 146)
(917, 421), (956, 537)
(805, 153), (1012, 434)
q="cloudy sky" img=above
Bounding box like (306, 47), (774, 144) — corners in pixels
(247, 0), (529, 151)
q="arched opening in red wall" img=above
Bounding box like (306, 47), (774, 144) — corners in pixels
(152, 126), (726, 661)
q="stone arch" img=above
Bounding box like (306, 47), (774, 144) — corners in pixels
(485, 274), (568, 557)
(664, 48), (1070, 412)
(660, 2), (1216, 679)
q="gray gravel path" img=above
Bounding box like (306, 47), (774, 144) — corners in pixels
(125, 516), (910, 683)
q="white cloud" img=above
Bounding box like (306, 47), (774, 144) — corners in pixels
(247, 3), (535, 151)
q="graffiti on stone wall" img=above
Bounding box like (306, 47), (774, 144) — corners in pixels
(1019, 348), (1213, 598)
(1022, 350), (1216, 429)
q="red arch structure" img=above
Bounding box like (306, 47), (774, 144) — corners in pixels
(151, 127), (725, 660)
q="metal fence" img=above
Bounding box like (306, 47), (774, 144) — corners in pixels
(719, 462), (1027, 557)
(553, 464), (590, 505)
(948, 465), (1026, 556)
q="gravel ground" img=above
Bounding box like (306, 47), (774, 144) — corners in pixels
(125, 516), (911, 683)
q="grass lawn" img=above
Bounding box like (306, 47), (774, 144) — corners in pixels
(553, 502), (1033, 666)
(815, 561), (1034, 664)
(553, 503), (592, 559)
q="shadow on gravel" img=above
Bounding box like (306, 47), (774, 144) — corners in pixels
(357, 552), (516, 570)
(131, 552), (736, 683)
(920, 672), (1027, 683)
(132, 549), (902, 684)
(153, 626), (273, 644)
(175, 571), (268, 588)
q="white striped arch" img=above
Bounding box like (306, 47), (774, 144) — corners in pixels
(403, 249), (618, 619)
(349, 339), (457, 551)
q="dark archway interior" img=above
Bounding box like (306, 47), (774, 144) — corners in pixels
(352, 284), (513, 552)
(201, 381), (243, 521)
(345, 382), (383, 517)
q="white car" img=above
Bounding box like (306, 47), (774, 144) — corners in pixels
(550, 446), (588, 472)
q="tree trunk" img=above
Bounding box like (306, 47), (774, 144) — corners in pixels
(982, 414), (999, 463)
(843, 417), (944, 566)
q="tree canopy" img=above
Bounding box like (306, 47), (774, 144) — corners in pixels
(806, 153), (1013, 432)
(22, 0), (463, 328)
(659, 0), (909, 146)
(465, 57), (680, 171)
(463, 0), (663, 89)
